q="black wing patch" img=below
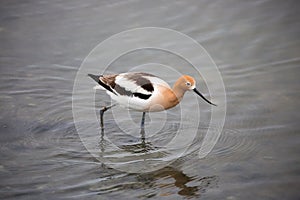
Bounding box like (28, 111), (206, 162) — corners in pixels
(114, 84), (132, 96)
(133, 92), (152, 100)
(89, 73), (153, 100)
(114, 84), (152, 100)
(124, 73), (154, 92)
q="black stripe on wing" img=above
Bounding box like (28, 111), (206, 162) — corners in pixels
(114, 84), (152, 100)
(133, 92), (152, 100)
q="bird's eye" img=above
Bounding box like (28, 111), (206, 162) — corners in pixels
(186, 82), (191, 86)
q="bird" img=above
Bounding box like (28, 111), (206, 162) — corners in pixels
(88, 72), (216, 129)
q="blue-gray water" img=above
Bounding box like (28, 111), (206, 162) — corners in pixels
(0, 0), (299, 199)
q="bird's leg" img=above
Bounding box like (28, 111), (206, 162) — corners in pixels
(140, 112), (146, 128)
(100, 104), (116, 129)
(140, 127), (146, 146)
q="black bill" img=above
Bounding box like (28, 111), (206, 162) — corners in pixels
(193, 88), (217, 106)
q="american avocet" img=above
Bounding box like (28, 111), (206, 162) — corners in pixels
(88, 72), (216, 129)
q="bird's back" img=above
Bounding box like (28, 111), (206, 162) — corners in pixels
(97, 72), (171, 111)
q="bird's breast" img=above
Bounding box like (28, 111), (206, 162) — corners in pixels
(147, 85), (180, 112)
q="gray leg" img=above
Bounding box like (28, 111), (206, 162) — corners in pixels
(100, 104), (116, 129)
(140, 125), (145, 142)
(140, 112), (146, 128)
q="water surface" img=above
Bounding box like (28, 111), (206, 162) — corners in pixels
(0, 0), (299, 199)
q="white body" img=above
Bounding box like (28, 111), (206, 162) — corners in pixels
(95, 73), (171, 112)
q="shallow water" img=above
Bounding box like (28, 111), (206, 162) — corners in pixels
(1, 0), (300, 199)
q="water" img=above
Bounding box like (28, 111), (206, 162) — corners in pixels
(0, 0), (299, 199)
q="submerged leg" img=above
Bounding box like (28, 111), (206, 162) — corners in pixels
(100, 104), (116, 129)
(140, 126), (146, 145)
(140, 112), (146, 142)
(140, 112), (146, 128)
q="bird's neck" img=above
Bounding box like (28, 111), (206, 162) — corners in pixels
(172, 83), (186, 102)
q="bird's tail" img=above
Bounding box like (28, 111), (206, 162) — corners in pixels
(88, 74), (105, 90)
(88, 74), (102, 82)
(88, 74), (117, 95)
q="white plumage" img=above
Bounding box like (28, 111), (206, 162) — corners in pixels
(88, 72), (216, 128)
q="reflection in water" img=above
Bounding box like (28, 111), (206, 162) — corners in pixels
(146, 167), (218, 198)
(97, 128), (218, 198)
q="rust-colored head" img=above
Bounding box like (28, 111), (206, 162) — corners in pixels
(174, 75), (196, 92)
(175, 75), (216, 106)
(182, 75), (196, 90)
